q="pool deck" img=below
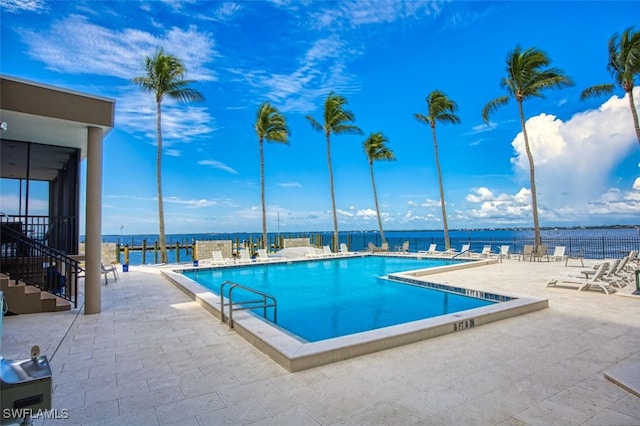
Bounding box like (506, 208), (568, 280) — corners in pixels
(2, 256), (640, 425)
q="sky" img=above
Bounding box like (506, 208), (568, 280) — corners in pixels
(0, 0), (639, 235)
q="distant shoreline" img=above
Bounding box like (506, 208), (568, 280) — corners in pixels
(98, 224), (640, 238)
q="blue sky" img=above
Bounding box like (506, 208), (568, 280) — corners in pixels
(1, 0), (639, 235)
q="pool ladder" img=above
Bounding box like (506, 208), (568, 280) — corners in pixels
(219, 280), (277, 329)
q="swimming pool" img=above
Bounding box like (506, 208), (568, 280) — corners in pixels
(182, 256), (495, 342)
(165, 255), (548, 371)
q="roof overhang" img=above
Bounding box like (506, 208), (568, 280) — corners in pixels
(0, 75), (115, 180)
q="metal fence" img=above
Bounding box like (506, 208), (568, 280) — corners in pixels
(112, 232), (640, 265)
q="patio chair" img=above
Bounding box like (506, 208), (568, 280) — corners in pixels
(498, 245), (511, 260)
(533, 244), (549, 262)
(368, 242), (389, 253)
(257, 248), (274, 262)
(101, 262), (118, 284)
(472, 245), (493, 258)
(339, 243), (350, 255)
(202, 251), (233, 266)
(306, 247), (323, 258)
(600, 259), (627, 289)
(519, 244), (534, 261)
(546, 262), (614, 294)
(424, 243), (438, 255)
(550, 246), (567, 262)
(238, 249), (252, 263)
(456, 243), (471, 257)
(399, 240), (409, 253)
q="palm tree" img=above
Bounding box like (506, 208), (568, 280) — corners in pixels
(255, 102), (290, 250)
(133, 48), (204, 263)
(363, 132), (396, 244)
(306, 92), (362, 251)
(482, 46), (573, 247)
(414, 90), (460, 250)
(580, 27), (640, 145)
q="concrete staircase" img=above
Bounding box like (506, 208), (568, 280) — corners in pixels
(0, 273), (71, 314)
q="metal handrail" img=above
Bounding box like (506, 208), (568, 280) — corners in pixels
(451, 249), (471, 259)
(219, 280), (277, 329)
(0, 222), (80, 308)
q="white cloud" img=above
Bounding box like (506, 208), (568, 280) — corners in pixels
(312, 0), (442, 29)
(116, 88), (215, 147)
(510, 88), (639, 211)
(0, 0), (46, 13)
(231, 35), (361, 113)
(197, 160), (238, 174)
(164, 196), (217, 208)
(21, 14), (217, 81)
(278, 182), (302, 188)
(460, 89), (640, 225)
(464, 187), (531, 222)
(337, 208), (354, 217)
(356, 208), (377, 218)
(206, 2), (242, 22)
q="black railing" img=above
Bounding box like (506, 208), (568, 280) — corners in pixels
(0, 214), (78, 255)
(106, 232), (640, 265)
(363, 235), (639, 260)
(0, 222), (79, 308)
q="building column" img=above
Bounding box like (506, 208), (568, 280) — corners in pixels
(85, 126), (103, 314)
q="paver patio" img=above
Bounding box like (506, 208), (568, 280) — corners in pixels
(2, 257), (639, 425)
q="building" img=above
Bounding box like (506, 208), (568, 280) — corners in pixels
(0, 75), (115, 314)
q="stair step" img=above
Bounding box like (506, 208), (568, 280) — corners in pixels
(55, 298), (71, 311)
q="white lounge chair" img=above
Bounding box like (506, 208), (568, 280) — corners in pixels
(546, 262), (615, 294)
(322, 245), (338, 256)
(368, 242), (389, 253)
(202, 251), (233, 266)
(399, 240), (409, 253)
(623, 250), (639, 271)
(257, 248), (273, 262)
(472, 245), (493, 258)
(238, 249), (252, 263)
(306, 247), (323, 258)
(339, 243), (350, 255)
(498, 245), (510, 260)
(551, 246), (567, 262)
(455, 243), (471, 257)
(599, 259), (627, 288)
(420, 243), (443, 257)
(213, 251), (234, 265)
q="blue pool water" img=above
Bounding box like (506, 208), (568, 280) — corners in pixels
(182, 256), (495, 342)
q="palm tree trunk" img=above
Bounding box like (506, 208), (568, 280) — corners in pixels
(369, 160), (385, 244)
(326, 131), (339, 252)
(627, 88), (640, 145)
(431, 125), (450, 250)
(156, 99), (167, 263)
(517, 100), (541, 247)
(260, 138), (267, 249)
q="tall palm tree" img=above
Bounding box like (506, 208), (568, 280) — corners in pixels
(363, 132), (396, 245)
(306, 92), (362, 251)
(580, 27), (640, 145)
(133, 48), (204, 263)
(482, 46), (573, 247)
(255, 102), (290, 249)
(414, 90), (460, 250)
